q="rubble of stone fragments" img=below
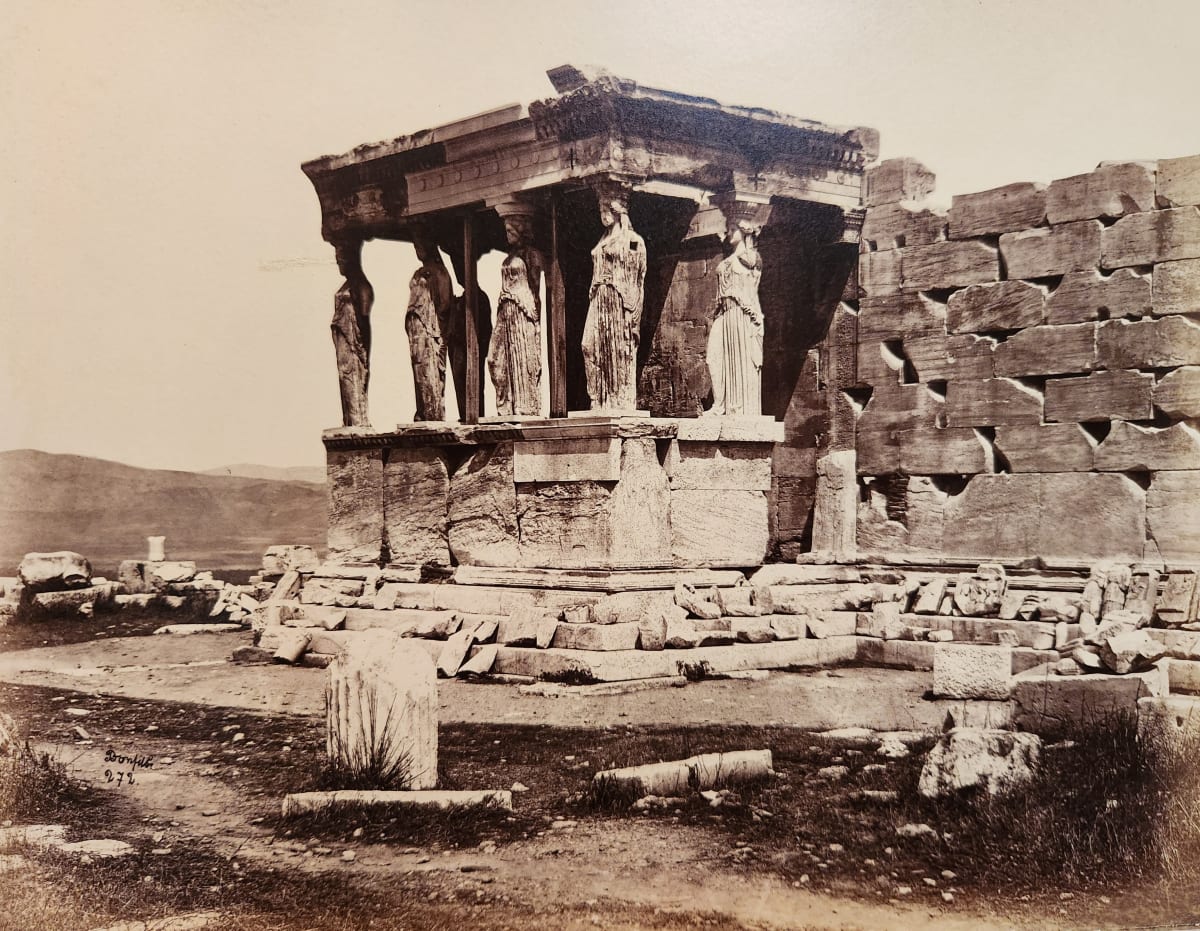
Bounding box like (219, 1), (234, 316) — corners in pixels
(1, 541), (267, 630)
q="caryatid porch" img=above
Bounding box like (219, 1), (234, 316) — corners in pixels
(302, 65), (878, 572)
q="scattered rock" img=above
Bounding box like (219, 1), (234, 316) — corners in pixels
(918, 727), (1042, 798)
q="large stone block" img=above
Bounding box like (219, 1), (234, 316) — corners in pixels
(898, 333), (992, 383)
(994, 424), (1095, 472)
(999, 220), (1102, 279)
(1012, 664), (1165, 736)
(665, 441), (772, 491)
(1154, 366), (1200, 418)
(1043, 370), (1154, 423)
(933, 644), (1012, 699)
(859, 250), (902, 297)
(918, 727), (1041, 798)
(447, 443), (520, 567)
(861, 200), (946, 249)
(946, 280), (1045, 334)
(517, 481), (611, 568)
(864, 158), (936, 207)
(551, 622), (640, 651)
(670, 489), (769, 567)
(993, 323), (1097, 377)
(1148, 471), (1200, 563)
(858, 292), (945, 341)
(1157, 154), (1200, 208)
(1097, 316), (1200, 369)
(1045, 268), (1151, 325)
(18, 551), (92, 591)
(944, 378), (1043, 427)
(898, 426), (993, 475)
(1045, 162), (1156, 224)
(326, 632), (437, 789)
(1094, 422), (1200, 472)
(513, 438), (621, 482)
(327, 449), (384, 563)
(902, 240), (999, 291)
(383, 449), (449, 567)
(940, 473), (1145, 562)
(608, 438), (673, 568)
(811, 450), (856, 557)
(1101, 207), (1200, 267)
(1152, 258), (1200, 316)
(949, 182), (1047, 239)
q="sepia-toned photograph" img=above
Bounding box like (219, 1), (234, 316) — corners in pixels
(2, 1), (1200, 928)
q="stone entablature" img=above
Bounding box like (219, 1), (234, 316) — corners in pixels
(323, 417), (783, 571)
(302, 66), (877, 240)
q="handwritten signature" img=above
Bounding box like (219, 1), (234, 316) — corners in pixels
(103, 748), (155, 787)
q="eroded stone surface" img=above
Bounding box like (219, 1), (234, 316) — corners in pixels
(327, 449), (384, 563)
(933, 644), (1012, 699)
(1045, 268), (1151, 325)
(946, 280), (1045, 334)
(325, 632), (438, 789)
(994, 424), (1095, 472)
(448, 443), (520, 567)
(18, 552), (91, 591)
(864, 158), (936, 207)
(1157, 155), (1200, 208)
(383, 449), (449, 567)
(943, 378), (1043, 427)
(999, 220), (1102, 279)
(670, 489), (769, 567)
(1147, 471), (1200, 563)
(1153, 258), (1200, 316)
(902, 240), (999, 290)
(608, 438), (672, 567)
(918, 727), (1041, 798)
(993, 323), (1097, 376)
(1045, 162), (1156, 224)
(1102, 207), (1200, 267)
(1094, 422), (1200, 472)
(1044, 370), (1154, 423)
(1097, 316), (1200, 369)
(1154, 366), (1200, 418)
(948, 182), (1046, 238)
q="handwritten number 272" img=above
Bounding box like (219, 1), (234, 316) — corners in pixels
(104, 769), (135, 786)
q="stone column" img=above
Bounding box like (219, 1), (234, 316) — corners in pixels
(705, 191), (773, 417)
(488, 197), (546, 417)
(331, 238), (374, 428)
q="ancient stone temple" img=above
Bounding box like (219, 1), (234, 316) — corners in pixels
(304, 65), (1200, 574)
(303, 65), (876, 571)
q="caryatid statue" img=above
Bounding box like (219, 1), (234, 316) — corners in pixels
(582, 184), (646, 412)
(406, 237), (450, 421)
(705, 194), (772, 417)
(487, 206), (544, 416)
(330, 239), (374, 427)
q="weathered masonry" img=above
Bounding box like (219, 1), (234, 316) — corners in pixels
(303, 66), (1200, 570)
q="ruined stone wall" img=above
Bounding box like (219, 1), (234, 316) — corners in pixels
(842, 154), (1200, 564)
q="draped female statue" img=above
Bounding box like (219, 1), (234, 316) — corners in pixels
(330, 240), (373, 427)
(406, 258), (448, 422)
(582, 191), (645, 412)
(706, 220), (764, 416)
(487, 214), (543, 416)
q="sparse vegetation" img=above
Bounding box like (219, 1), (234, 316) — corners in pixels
(0, 741), (94, 822)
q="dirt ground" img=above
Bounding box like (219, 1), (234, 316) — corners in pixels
(0, 629), (1192, 930)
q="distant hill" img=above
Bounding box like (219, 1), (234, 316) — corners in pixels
(202, 463), (325, 484)
(0, 450), (326, 573)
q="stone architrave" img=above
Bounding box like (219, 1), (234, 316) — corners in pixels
(330, 239), (374, 428)
(326, 631), (438, 789)
(488, 202), (544, 416)
(582, 182), (646, 412)
(705, 192), (772, 417)
(406, 233), (452, 421)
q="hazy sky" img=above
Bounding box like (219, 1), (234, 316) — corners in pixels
(3, 0), (1198, 472)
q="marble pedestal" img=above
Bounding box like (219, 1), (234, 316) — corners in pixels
(322, 416), (784, 571)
